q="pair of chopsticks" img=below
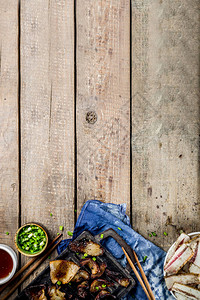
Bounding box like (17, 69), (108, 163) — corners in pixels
(0, 234), (62, 300)
(122, 247), (155, 300)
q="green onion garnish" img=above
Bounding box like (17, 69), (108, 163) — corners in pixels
(102, 284), (106, 288)
(17, 225), (46, 254)
(6, 232), (9, 235)
(84, 253), (88, 257)
(164, 232), (168, 236)
(118, 227), (122, 231)
(100, 234), (104, 239)
(57, 281), (61, 285)
(50, 213), (53, 217)
(152, 232), (157, 237)
(67, 231), (73, 236)
(143, 256), (148, 262)
(149, 233), (152, 237)
(59, 226), (63, 231)
(96, 287), (99, 291)
(92, 257), (97, 261)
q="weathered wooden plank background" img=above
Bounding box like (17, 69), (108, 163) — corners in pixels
(0, 1), (19, 298)
(77, 0), (130, 214)
(0, 0), (199, 299)
(132, 0), (200, 249)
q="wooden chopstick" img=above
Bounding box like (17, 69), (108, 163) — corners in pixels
(133, 250), (155, 300)
(2, 239), (62, 300)
(0, 233), (62, 294)
(122, 247), (152, 300)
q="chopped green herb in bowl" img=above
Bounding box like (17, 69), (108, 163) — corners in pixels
(15, 223), (48, 257)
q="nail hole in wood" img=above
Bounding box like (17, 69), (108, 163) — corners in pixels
(86, 111), (97, 124)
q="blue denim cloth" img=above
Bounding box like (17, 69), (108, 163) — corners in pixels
(57, 200), (174, 300)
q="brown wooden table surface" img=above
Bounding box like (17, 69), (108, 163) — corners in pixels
(0, 0), (199, 298)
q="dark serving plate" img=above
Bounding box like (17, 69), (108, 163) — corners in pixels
(15, 228), (136, 299)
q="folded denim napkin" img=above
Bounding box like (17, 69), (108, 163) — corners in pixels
(57, 200), (174, 300)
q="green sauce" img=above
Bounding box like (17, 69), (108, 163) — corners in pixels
(17, 225), (47, 254)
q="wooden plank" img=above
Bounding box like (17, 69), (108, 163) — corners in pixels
(0, 1), (19, 298)
(76, 0), (130, 213)
(0, 0), (19, 260)
(132, 0), (200, 250)
(20, 0), (74, 285)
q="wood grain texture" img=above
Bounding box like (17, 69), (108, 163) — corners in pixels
(0, 0), (19, 249)
(0, 1), (19, 299)
(20, 0), (74, 285)
(132, 0), (200, 250)
(76, 0), (130, 213)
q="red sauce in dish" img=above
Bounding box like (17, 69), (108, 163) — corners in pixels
(0, 249), (13, 279)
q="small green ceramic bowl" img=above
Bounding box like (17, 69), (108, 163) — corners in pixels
(15, 223), (48, 257)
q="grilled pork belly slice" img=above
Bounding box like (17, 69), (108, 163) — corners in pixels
(48, 285), (65, 300)
(166, 233), (190, 264)
(50, 260), (80, 284)
(190, 242), (200, 268)
(189, 264), (200, 275)
(186, 236), (200, 247)
(77, 281), (89, 299)
(69, 239), (104, 256)
(71, 269), (90, 282)
(165, 273), (200, 290)
(25, 285), (47, 300)
(174, 292), (191, 300)
(90, 279), (114, 293)
(164, 244), (194, 275)
(91, 262), (107, 279)
(95, 290), (116, 299)
(105, 269), (130, 287)
(172, 283), (200, 299)
(189, 242), (199, 264)
(80, 258), (100, 275)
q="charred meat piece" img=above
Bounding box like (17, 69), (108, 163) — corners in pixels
(48, 285), (66, 300)
(91, 262), (107, 279)
(69, 239), (104, 256)
(80, 258), (100, 275)
(72, 269), (90, 282)
(105, 269), (130, 287)
(172, 283), (200, 299)
(77, 281), (90, 299)
(90, 279), (114, 293)
(50, 260), (80, 284)
(25, 285), (47, 300)
(95, 290), (116, 300)
(164, 244), (194, 275)
(165, 273), (200, 291)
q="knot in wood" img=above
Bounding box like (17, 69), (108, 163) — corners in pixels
(86, 111), (97, 124)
